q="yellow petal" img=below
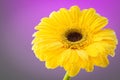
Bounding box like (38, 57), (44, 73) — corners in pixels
(35, 42), (63, 61)
(35, 17), (56, 30)
(63, 50), (81, 77)
(33, 48), (45, 61)
(45, 46), (64, 61)
(79, 8), (97, 31)
(69, 5), (81, 24)
(59, 49), (72, 66)
(83, 8), (96, 26)
(85, 39), (117, 57)
(90, 17), (108, 32)
(48, 9), (73, 32)
(92, 55), (109, 67)
(45, 56), (59, 69)
(85, 42), (101, 57)
(80, 8), (108, 32)
(57, 8), (72, 26)
(67, 64), (81, 77)
(93, 29), (118, 44)
(76, 49), (88, 60)
(37, 17), (65, 32)
(85, 61), (94, 72)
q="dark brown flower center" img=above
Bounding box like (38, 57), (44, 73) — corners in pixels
(66, 32), (82, 42)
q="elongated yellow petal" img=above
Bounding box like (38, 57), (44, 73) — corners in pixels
(76, 49), (88, 60)
(91, 55), (109, 67)
(63, 50), (81, 77)
(69, 6), (81, 24)
(85, 61), (94, 72)
(93, 29), (118, 44)
(90, 17), (108, 32)
(82, 8), (96, 27)
(85, 42), (101, 57)
(59, 49), (72, 66)
(67, 64), (81, 77)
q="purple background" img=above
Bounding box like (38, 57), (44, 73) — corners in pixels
(0, 0), (120, 80)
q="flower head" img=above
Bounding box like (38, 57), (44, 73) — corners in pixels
(32, 6), (118, 77)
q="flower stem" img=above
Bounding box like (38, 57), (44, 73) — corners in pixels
(63, 72), (70, 80)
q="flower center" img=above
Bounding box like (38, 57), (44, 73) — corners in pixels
(66, 31), (82, 42)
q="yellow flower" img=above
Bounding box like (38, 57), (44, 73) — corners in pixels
(32, 6), (118, 77)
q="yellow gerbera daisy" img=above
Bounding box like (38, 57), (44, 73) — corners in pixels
(32, 6), (118, 77)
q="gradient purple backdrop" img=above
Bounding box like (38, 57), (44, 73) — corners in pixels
(0, 0), (120, 80)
